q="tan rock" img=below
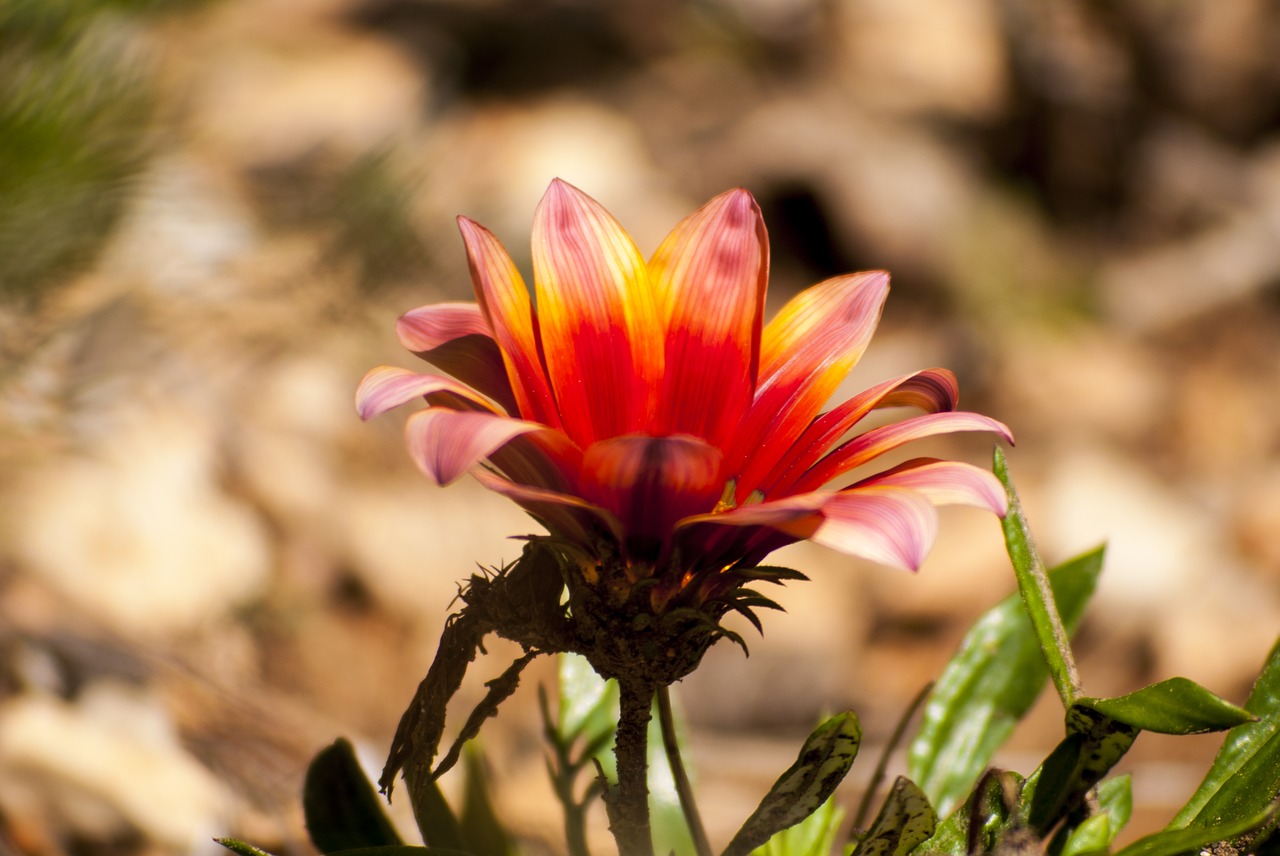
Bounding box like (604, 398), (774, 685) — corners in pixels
(1034, 447), (1217, 617)
(11, 411), (271, 636)
(191, 30), (426, 167)
(997, 325), (1166, 446)
(0, 685), (231, 853)
(838, 0), (1007, 119)
(1233, 464), (1280, 579)
(233, 354), (352, 525)
(335, 477), (541, 621)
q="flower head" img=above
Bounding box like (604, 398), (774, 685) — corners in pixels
(358, 180), (1011, 615)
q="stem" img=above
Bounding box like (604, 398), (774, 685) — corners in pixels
(657, 686), (712, 856)
(610, 677), (656, 856)
(564, 794), (592, 856)
(994, 446), (1083, 704)
(539, 686), (592, 856)
(851, 680), (933, 834)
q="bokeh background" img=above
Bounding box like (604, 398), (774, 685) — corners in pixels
(3, 0), (1280, 853)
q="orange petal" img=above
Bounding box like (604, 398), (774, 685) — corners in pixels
(648, 188), (767, 445)
(531, 179), (662, 446)
(404, 408), (549, 485)
(579, 434), (724, 560)
(849, 458), (1008, 516)
(727, 271), (890, 496)
(793, 411), (1014, 494)
(396, 303), (518, 415)
(758, 369), (959, 497)
(355, 365), (501, 421)
(458, 217), (562, 428)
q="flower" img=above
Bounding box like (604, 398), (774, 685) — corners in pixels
(357, 179), (1012, 613)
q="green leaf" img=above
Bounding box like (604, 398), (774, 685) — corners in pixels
(1059, 814), (1110, 856)
(912, 770), (1024, 856)
(909, 547), (1103, 815)
(646, 690), (696, 856)
(1022, 678), (1248, 843)
(1056, 775), (1131, 856)
(1080, 678), (1254, 735)
(408, 777), (466, 852)
(1022, 705), (1139, 834)
(724, 712), (863, 856)
(851, 777), (936, 856)
(558, 652), (619, 746)
(994, 446), (1082, 706)
(1096, 775), (1133, 839)
(753, 796), (843, 856)
(458, 746), (513, 856)
(1116, 802), (1280, 856)
(303, 738), (402, 853)
(1173, 637), (1280, 831)
(215, 839), (277, 856)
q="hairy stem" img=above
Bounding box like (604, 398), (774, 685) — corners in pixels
(609, 677), (655, 856)
(657, 686), (712, 856)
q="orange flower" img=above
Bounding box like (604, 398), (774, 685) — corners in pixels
(358, 180), (1011, 605)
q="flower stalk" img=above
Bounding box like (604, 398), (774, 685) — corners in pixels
(609, 677), (656, 856)
(658, 685), (712, 856)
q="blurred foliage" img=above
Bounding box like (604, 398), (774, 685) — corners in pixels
(0, 0), (213, 305)
(317, 150), (433, 295)
(248, 148), (432, 296)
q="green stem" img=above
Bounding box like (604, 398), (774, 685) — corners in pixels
(539, 687), (592, 856)
(610, 677), (655, 856)
(657, 685), (712, 856)
(851, 680), (933, 835)
(995, 446), (1083, 705)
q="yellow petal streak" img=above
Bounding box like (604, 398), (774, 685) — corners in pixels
(649, 188), (767, 445)
(532, 180), (663, 446)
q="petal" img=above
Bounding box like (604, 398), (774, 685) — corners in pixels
(396, 303), (519, 415)
(355, 365), (501, 421)
(726, 271), (890, 495)
(404, 408), (549, 485)
(805, 488), (939, 571)
(396, 302), (491, 347)
(471, 468), (624, 546)
(486, 431), (583, 496)
(758, 369), (959, 497)
(648, 188), (767, 444)
(532, 179), (662, 445)
(579, 435), (724, 558)
(677, 492), (829, 530)
(792, 411), (1014, 494)
(850, 459), (1008, 516)
(673, 491), (827, 573)
(676, 486), (939, 570)
(457, 217), (562, 428)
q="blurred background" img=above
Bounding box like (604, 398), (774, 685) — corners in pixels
(3, 0), (1280, 852)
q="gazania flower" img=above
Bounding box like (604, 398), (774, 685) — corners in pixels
(357, 179), (1011, 612)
